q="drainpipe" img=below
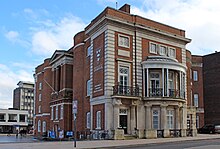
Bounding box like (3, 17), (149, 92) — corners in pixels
(134, 15), (138, 130)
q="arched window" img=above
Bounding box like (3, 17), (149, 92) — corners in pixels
(42, 121), (46, 132)
(38, 120), (41, 132)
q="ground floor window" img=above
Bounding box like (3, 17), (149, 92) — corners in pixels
(167, 110), (174, 129)
(153, 110), (159, 129)
(38, 120), (41, 132)
(96, 111), (101, 129)
(42, 121), (46, 132)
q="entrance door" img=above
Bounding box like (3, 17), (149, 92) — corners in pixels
(119, 115), (127, 134)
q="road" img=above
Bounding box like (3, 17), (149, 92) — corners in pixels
(118, 138), (220, 149)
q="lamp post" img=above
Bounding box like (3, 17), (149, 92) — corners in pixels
(72, 100), (77, 148)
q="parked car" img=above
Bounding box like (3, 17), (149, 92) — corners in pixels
(198, 124), (220, 134)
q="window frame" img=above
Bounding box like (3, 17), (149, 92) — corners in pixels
(167, 110), (174, 129)
(55, 105), (58, 120)
(38, 120), (41, 132)
(193, 71), (198, 81)
(194, 93), (199, 107)
(38, 105), (41, 113)
(87, 46), (91, 57)
(42, 121), (46, 132)
(159, 45), (167, 56)
(149, 42), (157, 54)
(86, 112), (91, 129)
(168, 47), (176, 58)
(96, 111), (101, 129)
(51, 107), (54, 120)
(87, 80), (91, 96)
(60, 104), (63, 120)
(152, 109), (160, 129)
(118, 34), (130, 48)
(39, 82), (42, 90)
(39, 93), (42, 101)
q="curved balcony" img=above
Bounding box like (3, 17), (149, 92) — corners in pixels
(149, 88), (185, 98)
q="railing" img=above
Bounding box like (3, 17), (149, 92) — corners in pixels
(186, 129), (193, 136)
(157, 130), (164, 138)
(148, 88), (183, 99)
(113, 85), (140, 96)
(149, 88), (163, 97)
(170, 129), (181, 137)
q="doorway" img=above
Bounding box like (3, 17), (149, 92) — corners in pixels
(119, 115), (128, 134)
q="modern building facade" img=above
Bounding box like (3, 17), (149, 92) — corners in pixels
(13, 81), (34, 128)
(34, 4), (198, 139)
(0, 109), (28, 133)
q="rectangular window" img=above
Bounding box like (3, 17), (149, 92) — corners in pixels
(51, 107), (54, 120)
(194, 94), (199, 107)
(87, 80), (91, 96)
(39, 82), (42, 90)
(153, 110), (159, 129)
(168, 47), (176, 58)
(193, 71), (198, 81)
(56, 105), (58, 120)
(60, 105), (63, 119)
(86, 112), (91, 129)
(149, 42), (157, 54)
(159, 45), (167, 56)
(118, 35), (129, 48)
(87, 46), (91, 56)
(96, 111), (101, 129)
(39, 94), (41, 101)
(167, 110), (174, 129)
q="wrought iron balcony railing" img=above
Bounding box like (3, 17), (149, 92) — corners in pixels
(113, 85), (140, 96)
(149, 88), (184, 99)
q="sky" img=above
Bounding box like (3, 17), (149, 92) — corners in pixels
(1, 0), (220, 109)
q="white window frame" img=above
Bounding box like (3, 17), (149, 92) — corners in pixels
(55, 105), (58, 120)
(152, 109), (160, 129)
(42, 121), (46, 133)
(167, 110), (174, 129)
(38, 120), (41, 132)
(39, 93), (42, 101)
(149, 42), (157, 54)
(118, 62), (131, 86)
(168, 47), (176, 58)
(196, 115), (199, 128)
(39, 82), (42, 90)
(159, 45), (167, 56)
(86, 112), (91, 129)
(60, 104), (63, 120)
(118, 34), (130, 48)
(87, 80), (91, 96)
(96, 111), (101, 129)
(87, 46), (91, 56)
(194, 94), (199, 107)
(193, 71), (198, 81)
(51, 107), (54, 120)
(38, 105), (41, 113)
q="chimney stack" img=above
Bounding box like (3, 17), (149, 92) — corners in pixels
(119, 4), (130, 14)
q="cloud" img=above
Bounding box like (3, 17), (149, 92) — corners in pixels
(0, 64), (33, 109)
(131, 0), (220, 55)
(29, 13), (86, 56)
(5, 31), (19, 42)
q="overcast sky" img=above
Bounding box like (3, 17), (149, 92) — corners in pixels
(0, 0), (219, 108)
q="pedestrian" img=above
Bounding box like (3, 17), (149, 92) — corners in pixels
(16, 130), (18, 138)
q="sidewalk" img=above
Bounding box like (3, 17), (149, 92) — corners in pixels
(0, 134), (219, 149)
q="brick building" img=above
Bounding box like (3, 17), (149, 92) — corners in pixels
(34, 4), (198, 139)
(191, 55), (204, 128)
(13, 81), (34, 128)
(203, 52), (220, 125)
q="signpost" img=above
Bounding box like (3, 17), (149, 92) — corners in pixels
(72, 100), (77, 148)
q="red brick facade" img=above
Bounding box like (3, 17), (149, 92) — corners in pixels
(34, 4), (204, 139)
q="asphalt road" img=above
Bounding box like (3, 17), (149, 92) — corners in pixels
(117, 138), (220, 149)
